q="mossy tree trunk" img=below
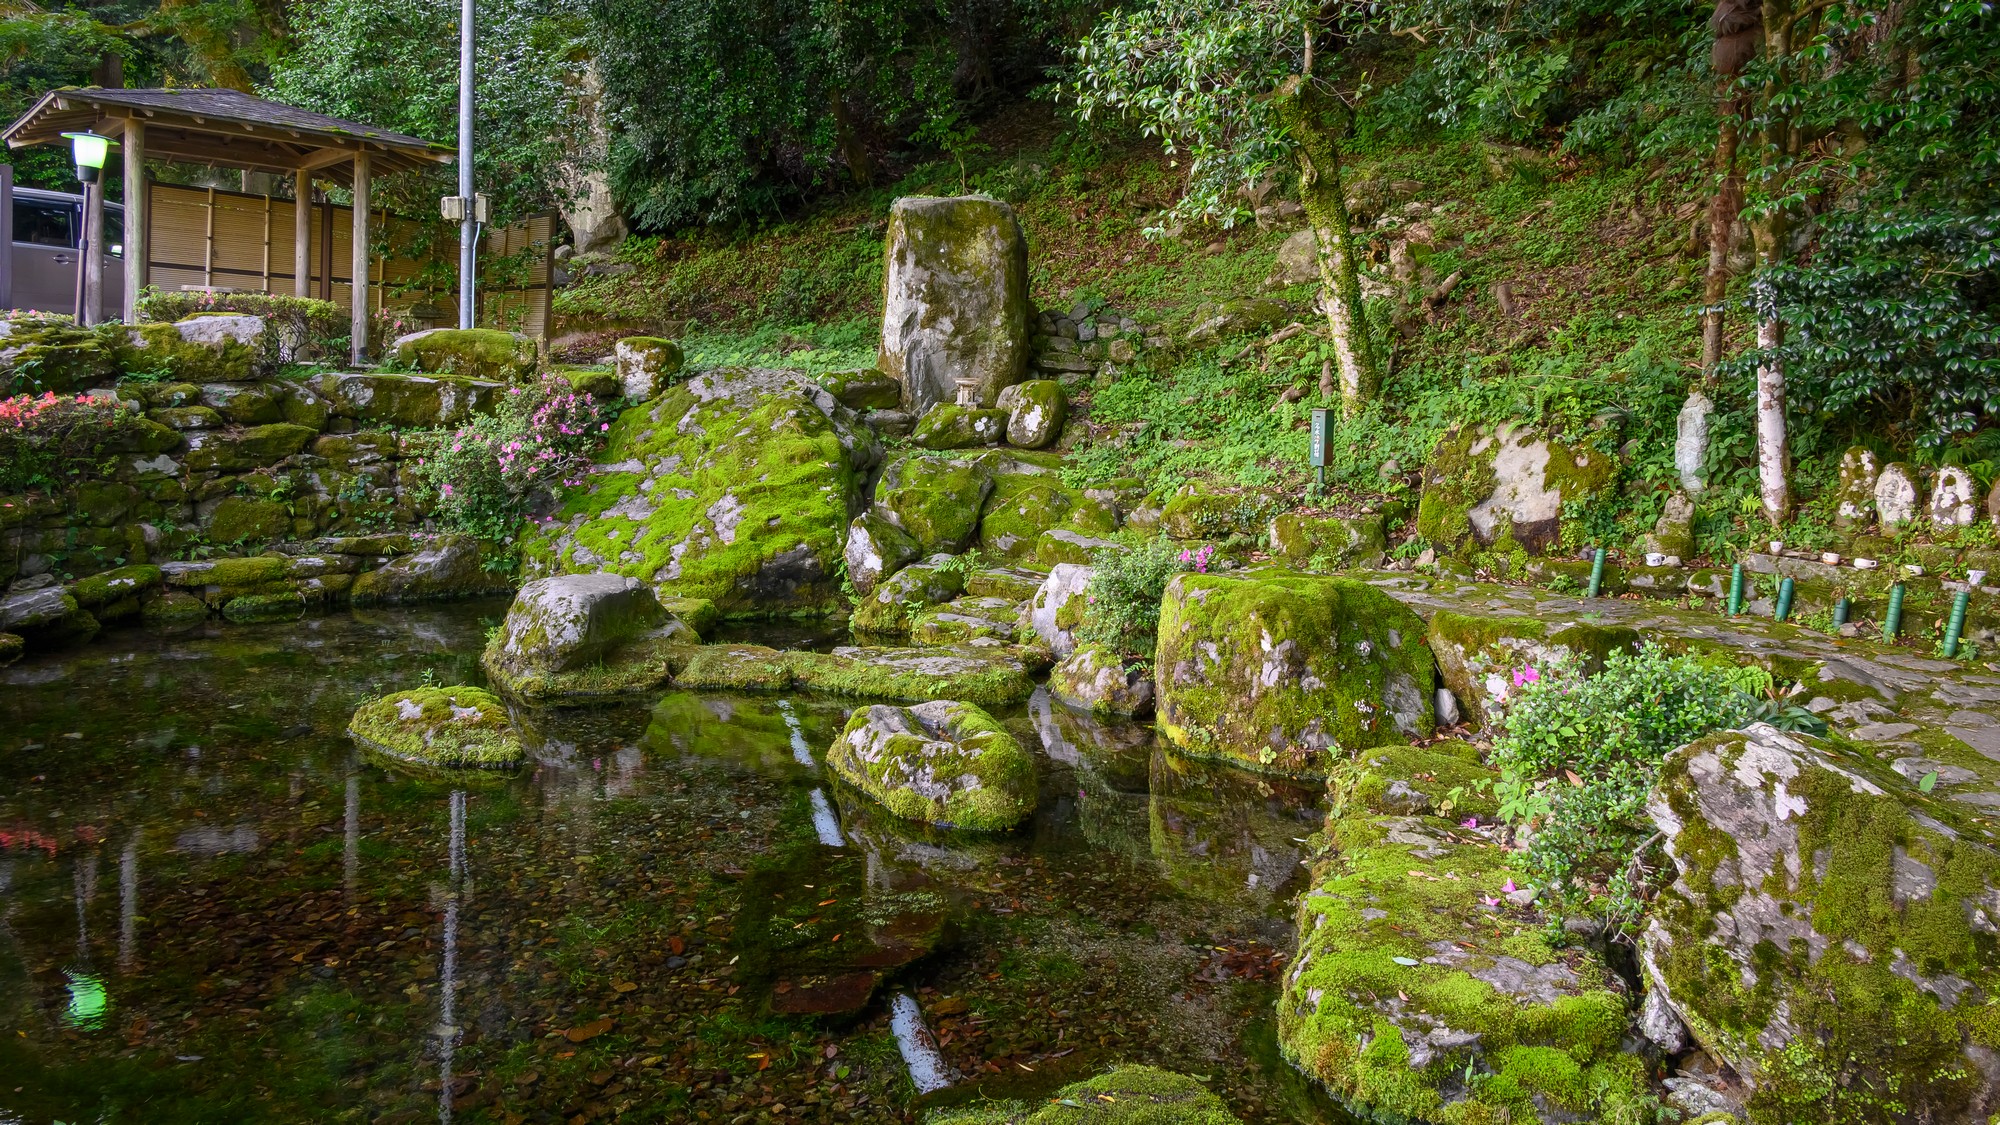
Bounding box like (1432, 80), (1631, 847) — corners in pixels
(1700, 101), (1743, 375)
(1750, 0), (1804, 525)
(1274, 76), (1378, 417)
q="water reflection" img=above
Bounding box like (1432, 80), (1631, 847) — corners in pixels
(435, 789), (468, 1125)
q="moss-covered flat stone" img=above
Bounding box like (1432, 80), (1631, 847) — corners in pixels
(347, 685), (522, 771)
(926, 1065), (1243, 1124)
(1155, 571), (1435, 775)
(828, 699), (1036, 830)
(391, 327), (537, 381)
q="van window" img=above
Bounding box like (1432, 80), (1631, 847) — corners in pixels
(14, 200), (75, 248)
(103, 208), (123, 258)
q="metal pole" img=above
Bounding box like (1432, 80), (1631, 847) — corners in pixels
(458, 0), (476, 330)
(72, 181), (90, 322)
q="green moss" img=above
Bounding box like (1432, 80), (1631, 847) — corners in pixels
(977, 464), (1117, 561)
(911, 405), (1007, 449)
(557, 365), (620, 397)
(1425, 608), (1641, 727)
(790, 646), (1038, 709)
(852, 557), (966, 634)
(221, 592), (307, 622)
(346, 685), (522, 770)
(819, 367), (902, 411)
(674, 644), (799, 692)
(393, 328), (537, 380)
(925, 1066), (1243, 1124)
(827, 699), (1036, 830)
(481, 632), (690, 704)
(115, 322), (256, 382)
(519, 370), (866, 615)
(1269, 512), (1388, 569)
(205, 497), (292, 544)
(1154, 571), (1435, 776)
(0, 631), (20, 665)
(877, 452), (993, 552)
(68, 564), (162, 609)
(1279, 746), (1652, 1125)
(1414, 427), (1495, 551)
(1159, 491), (1263, 541)
(1, 321), (120, 393)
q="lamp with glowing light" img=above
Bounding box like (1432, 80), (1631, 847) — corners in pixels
(61, 131), (112, 184)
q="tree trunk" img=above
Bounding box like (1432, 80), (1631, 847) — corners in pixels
(1274, 76), (1378, 416)
(1755, 314), (1790, 521)
(1751, 0), (1797, 525)
(831, 90), (873, 186)
(1700, 99), (1743, 375)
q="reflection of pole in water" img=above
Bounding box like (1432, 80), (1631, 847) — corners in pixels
(73, 848), (99, 961)
(118, 835), (138, 972)
(437, 788), (467, 1125)
(807, 788), (846, 847)
(343, 772), (361, 902)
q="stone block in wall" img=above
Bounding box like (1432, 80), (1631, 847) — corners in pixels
(313, 371), (507, 429)
(181, 424), (317, 472)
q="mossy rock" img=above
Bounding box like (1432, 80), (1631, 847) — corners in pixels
(1033, 528), (1122, 568)
(1269, 512), (1388, 569)
(995, 378), (1065, 449)
(68, 564), (162, 610)
(674, 644), (799, 692)
(148, 405), (224, 430)
(558, 365), (620, 397)
(392, 328), (537, 381)
(480, 572), (696, 704)
(976, 455), (1119, 561)
(350, 535), (511, 606)
(1048, 643), (1154, 717)
(181, 423), (317, 472)
(820, 367), (901, 411)
(0, 631), (20, 666)
(116, 321), (258, 382)
(1644, 724), (2000, 1125)
(909, 595), (1021, 645)
(199, 381), (286, 425)
(347, 686), (522, 771)
(963, 565), (1045, 603)
(878, 195), (1031, 416)
(221, 591), (307, 622)
(1280, 744), (1652, 1125)
(851, 553), (966, 634)
(793, 645), (1039, 709)
(827, 699), (1036, 830)
(1155, 571), (1435, 776)
(876, 452), (994, 554)
(1159, 490), (1264, 541)
(204, 496), (292, 544)
(140, 589), (209, 623)
(1415, 422), (1617, 558)
(313, 371), (508, 428)
(1425, 608), (1642, 729)
(912, 405), (1007, 450)
(926, 1066), (1242, 1124)
(521, 367), (878, 616)
(0, 320), (119, 393)
(845, 508), (923, 598)
(613, 336), (684, 400)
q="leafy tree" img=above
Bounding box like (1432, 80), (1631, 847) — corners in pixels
(1070, 0), (1383, 415)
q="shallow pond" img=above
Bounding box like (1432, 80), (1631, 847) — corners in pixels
(0, 602), (1349, 1123)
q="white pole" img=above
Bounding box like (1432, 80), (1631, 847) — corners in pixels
(457, 0), (476, 330)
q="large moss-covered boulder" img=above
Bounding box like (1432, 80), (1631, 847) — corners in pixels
(613, 336), (683, 399)
(850, 553), (965, 634)
(347, 686), (522, 771)
(1280, 743), (1652, 1124)
(391, 328), (537, 380)
(844, 509), (922, 598)
(481, 572), (696, 702)
(828, 699), (1036, 830)
(116, 318), (263, 382)
(1155, 572), (1435, 775)
(1425, 608), (1641, 728)
(926, 1066), (1242, 1124)
(1643, 724), (2000, 1124)
(521, 367), (880, 615)
(878, 196), (1031, 416)
(976, 451), (1119, 560)
(1416, 422), (1616, 558)
(0, 318), (119, 393)
(875, 452), (993, 555)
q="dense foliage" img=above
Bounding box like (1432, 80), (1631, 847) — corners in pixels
(1076, 537), (1188, 657)
(0, 391), (132, 493)
(1487, 646), (1755, 923)
(411, 375), (613, 542)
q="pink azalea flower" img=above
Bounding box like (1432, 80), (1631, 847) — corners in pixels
(1512, 665), (1541, 688)
(1482, 896), (1501, 907)
(1461, 817), (1478, 828)
(1502, 879), (1518, 893)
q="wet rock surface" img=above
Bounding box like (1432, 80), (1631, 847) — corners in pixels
(481, 573), (697, 702)
(828, 700), (1038, 830)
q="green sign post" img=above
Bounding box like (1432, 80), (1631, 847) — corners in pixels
(1309, 407), (1332, 491)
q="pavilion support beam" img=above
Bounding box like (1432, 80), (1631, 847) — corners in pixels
(349, 151), (370, 366)
(122, 119), (147, 323)
(293, 169), (311, 298)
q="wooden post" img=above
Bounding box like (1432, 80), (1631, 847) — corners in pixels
(81, 178), (105, 324)
(293, 170), (311, 298)
(0, 163), (13, 310)
(349, 150), (370, 366)
(121, 119), (146, 324)
(201, 186), (216, 289)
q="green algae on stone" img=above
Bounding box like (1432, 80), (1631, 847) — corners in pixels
(828, 699), (1036, 830)
(1154, 571), (1435, 776)
(851, 554), (965, 635)
(481, 573), (698, 704)
(1269, 512), (1388, 569)
(675, 644), (799, 692)
(520, 368), (877, 616)
(1280, 743), (1653, 1125)
(347, 685), (522, 770)
(1159, 490), (1264, 541)
(68, 565), (162, 610)
(926, 1065), (1243, 1124)
(876, 452), (994, 554)
(1643, 724), (2000, 1125)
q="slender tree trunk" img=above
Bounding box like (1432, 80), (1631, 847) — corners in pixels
(831, 90), (873, 186)
(1752, 0), (1796, 524)
(1275, 76), (1378, 416)
(1701, 99), (1743, 374)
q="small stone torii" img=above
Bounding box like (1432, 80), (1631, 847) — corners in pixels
(2, 87), (454, 365)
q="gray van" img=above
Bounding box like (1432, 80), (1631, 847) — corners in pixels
(4, 183), (124, 316)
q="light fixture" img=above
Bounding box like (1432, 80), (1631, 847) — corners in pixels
(61, 131), (114, 184)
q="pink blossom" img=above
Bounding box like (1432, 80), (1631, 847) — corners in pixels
(1502, 879), (1518, 893)
(1512, 665), (1540, 688)
(1461, 817), (1478, 828)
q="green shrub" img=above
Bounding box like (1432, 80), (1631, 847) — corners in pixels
(134, 289), (348, 363)
(410, 375), (614, 542)
(1488, 644), (1755, 924)
(0, 391), (133, 492)
(1075, 536), (1187, 657)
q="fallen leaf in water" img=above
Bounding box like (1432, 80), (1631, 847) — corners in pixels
(565, 1018), (614, 1043)
(668, 936), (685, 955)
(612, 981), (637, 993)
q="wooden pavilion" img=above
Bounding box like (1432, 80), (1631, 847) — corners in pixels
(3, 87), (454, 363)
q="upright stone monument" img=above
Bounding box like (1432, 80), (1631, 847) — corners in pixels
(878, 196), (1031, 417)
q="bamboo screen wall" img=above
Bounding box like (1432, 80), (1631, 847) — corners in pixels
(143, 182), (553, 338)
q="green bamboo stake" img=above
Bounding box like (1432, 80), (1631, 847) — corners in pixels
(1943, 590), (1970, 658)
(1883, 583), (1905, 642)
(1833, 597), (1850, 628)
(1728, 564), (1745, 616)
(1587, 548), (1607, 598)
(1775, 577), (1794, 622)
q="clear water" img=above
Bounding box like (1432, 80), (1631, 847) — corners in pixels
(0, 602), (1349, 1123)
